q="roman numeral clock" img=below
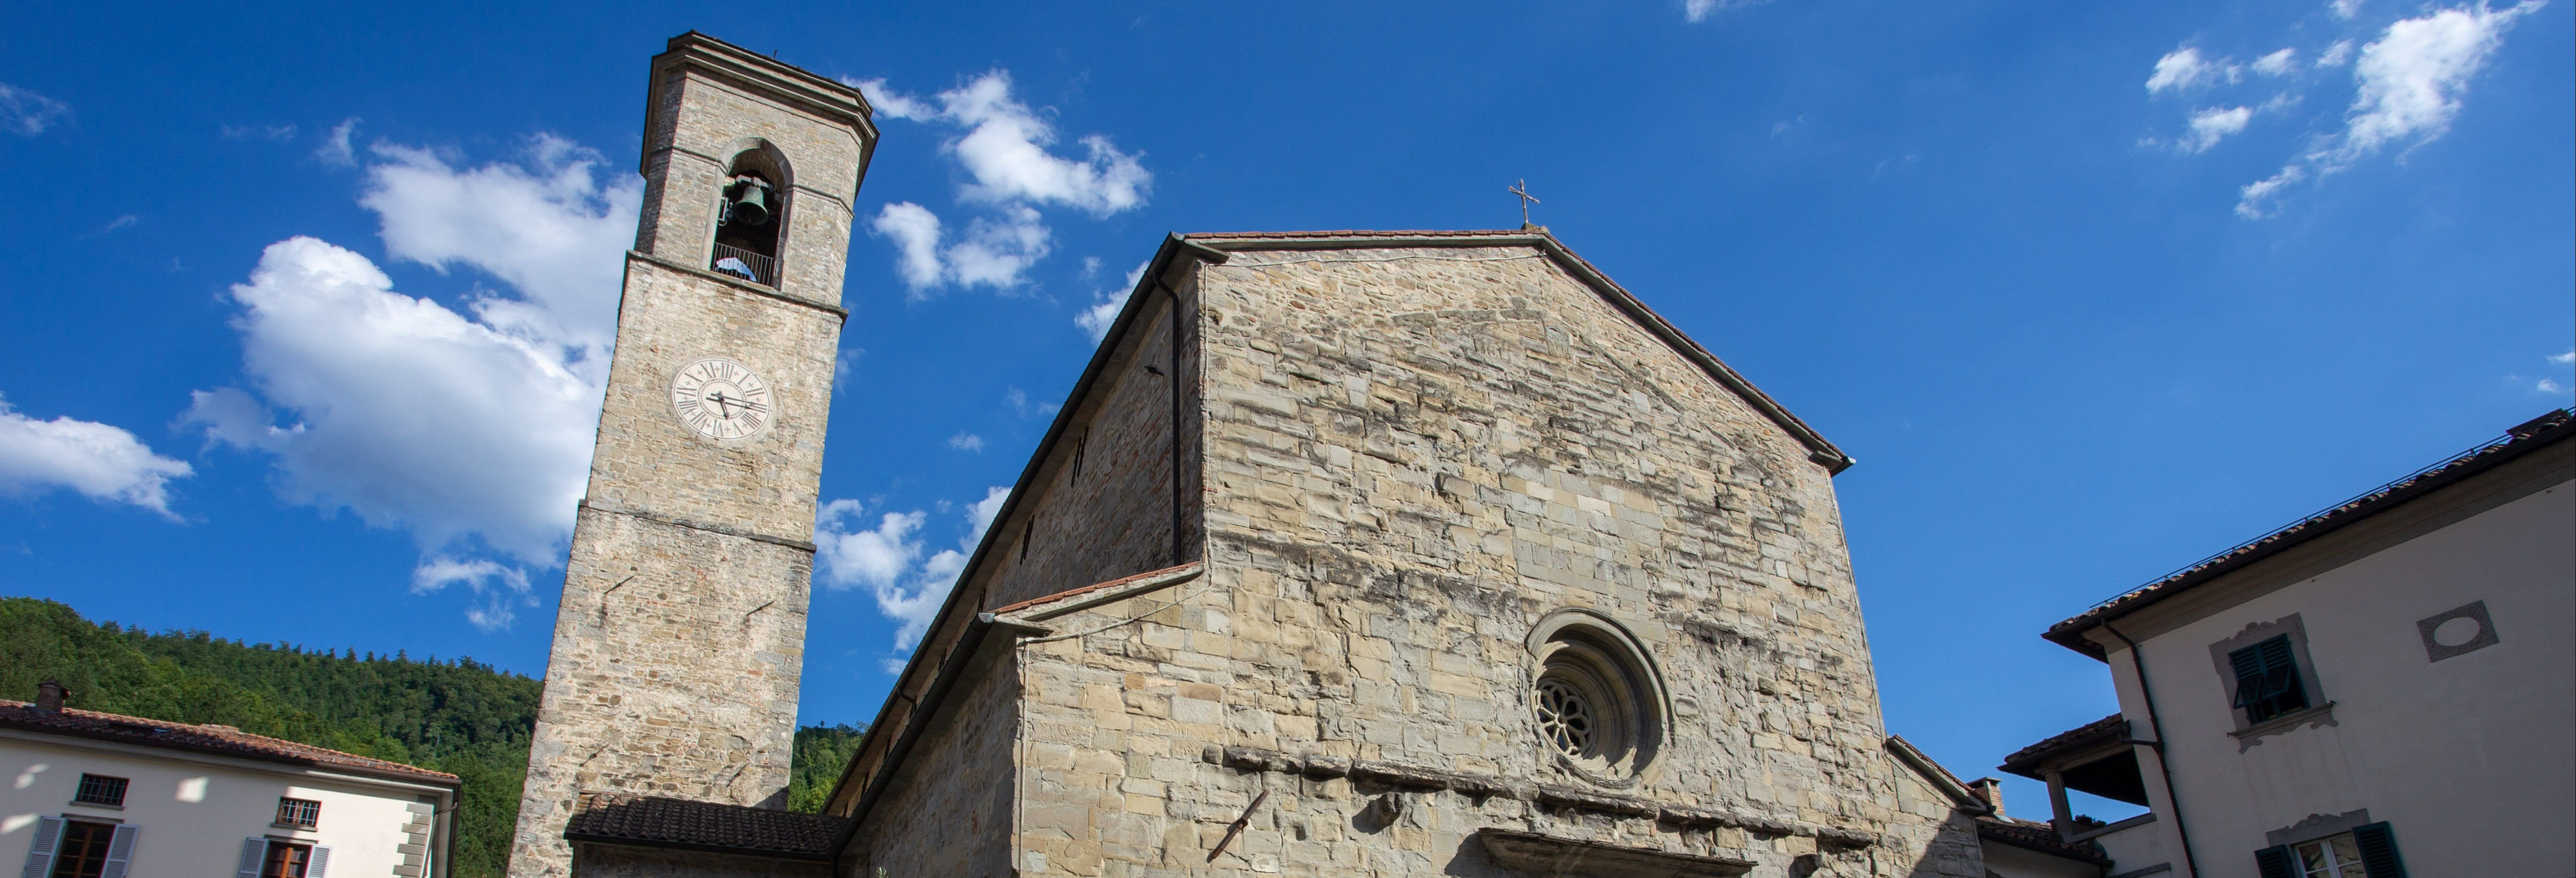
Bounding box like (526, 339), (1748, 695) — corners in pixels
(669, 357), (775, 442)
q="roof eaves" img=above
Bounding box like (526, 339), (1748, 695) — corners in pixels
(2044, 408), (2576, 659)
(1883, 735), (1993, 815)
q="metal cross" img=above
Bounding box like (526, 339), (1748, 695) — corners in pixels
(1509, 179), (1541, 229)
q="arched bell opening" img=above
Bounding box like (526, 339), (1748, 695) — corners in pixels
(709, 144), (791, 286)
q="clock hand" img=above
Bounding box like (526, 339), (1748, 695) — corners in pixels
(705, 391), (738, 417)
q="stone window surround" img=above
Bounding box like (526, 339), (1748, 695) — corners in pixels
(2415, 599), (2500, 663)
(2207, 614), (2335, 750)
(1523, 608), (1672, 789)
(2264, 808), (2372, 848)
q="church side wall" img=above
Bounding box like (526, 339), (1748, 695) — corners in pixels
(847, 651), (1019, 878)
(570, 846), (830, 878)
(980, 283), (1202, 612)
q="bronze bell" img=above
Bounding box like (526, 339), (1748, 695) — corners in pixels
(728, 176), (772, 226)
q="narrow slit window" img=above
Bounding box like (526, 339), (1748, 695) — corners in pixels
(72, 774), (127, 807)
(1073, 431), (1089, 481)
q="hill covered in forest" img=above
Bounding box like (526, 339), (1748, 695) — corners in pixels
(0, 597), (864, 878)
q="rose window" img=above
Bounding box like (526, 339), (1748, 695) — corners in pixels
(1526, 609), (1670, 787)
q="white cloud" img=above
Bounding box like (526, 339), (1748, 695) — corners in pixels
(816, 486), (1011, 651)
(2317, 40), (2355, 67)
(2235, 166), (2307, 218)
(2330, 0), (2365, 19)
(2252, 48), (2299, 75)
(947, 432), (985, 452)
(317, 118), (360, 166)
(0, 83), (71, 136)
(868, 201), (1053, 293)
(2227, 2), (2544, 218)
(2326, 2), (2541, 168)
(185, 135), (636, 583)
(1076, 259), (1151, 340)
(98, 215), (137, 234)
(411, 557), (534, 633)
(2540, 379), (2567, 393)
(184, 237), (602, 563)
(2172, 106), (2257, 153)
(0, 395), (192, 517)
(858, 71), (1147, 293)
(2147, 47), (2239, 94)
(2549, 350), (2575, 364)
(1682, 0), (1765, 21)
(223, 124), (298, 142)
(362, 135), (641, 354)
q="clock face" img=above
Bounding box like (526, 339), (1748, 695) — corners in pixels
(669, 357), (776, 442)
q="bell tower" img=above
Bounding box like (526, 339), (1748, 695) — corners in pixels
(508, 32), (875, 878)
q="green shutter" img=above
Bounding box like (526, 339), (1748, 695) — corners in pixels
(2231, 643), (2268, 707)
(2352, 822), (2407, 878)
(2253, 845), (2297, 878)
(2258, 636), (2305, 707)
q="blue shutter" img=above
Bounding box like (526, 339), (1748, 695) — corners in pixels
(17, 816), (62, 878)
(97, 825), (135, 878)
(2352, 822), (2407, 878)
(2253, 845), (2296, 878)
(237, 838), (269, 878)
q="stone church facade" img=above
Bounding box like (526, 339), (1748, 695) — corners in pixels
(523, 32), (2021, 878)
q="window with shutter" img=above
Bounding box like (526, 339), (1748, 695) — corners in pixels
(259, 842), (310, 878)
(95, 827), (133, 878)
(2255, 846), (2297, 878)
(2229, 634), (2310, 722)
(235, 838), (267, 878)
(305, 846), (331, 878)
(44, 822), (116, 878)
(2350, 823), (2407, 878)
(17, 816), (63, 878)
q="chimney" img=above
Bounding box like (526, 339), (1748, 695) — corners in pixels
(33, 680), (68, 712)
(1968, 777), (2005, 818)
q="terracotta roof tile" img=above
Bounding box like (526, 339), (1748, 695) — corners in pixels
(1977, 817), (2112, 865)
(0, 701), (457, 783)
(1999, 714), (2126, 777)
(565, 793), (847, 860)
(2046, 408), (2575, 657)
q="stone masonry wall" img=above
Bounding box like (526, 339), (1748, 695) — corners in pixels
(981, 286), (1201, 611)
(977, 244), (1953, 876)
(518, 44), (860, 878)
(847, 650), (1021, 878)
(635, 69), (864, 308)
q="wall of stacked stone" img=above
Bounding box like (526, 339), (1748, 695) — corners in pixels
(1887, 768), (1985, 878)
(849, 649), (1021, 878)
(517, 507), (812, 878)
(638, 70), (864, 308)
(983, 292), (1198, 611)
(1176, 245), (1936, 869)
(986, 577), (1926, 876)
(582, 266), (842, 540)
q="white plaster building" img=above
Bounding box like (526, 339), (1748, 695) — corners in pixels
(2007, 409), (2576, 878)
(4, 683), (460, 878)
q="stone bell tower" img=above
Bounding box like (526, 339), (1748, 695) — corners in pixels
(508, 32), (876, 878)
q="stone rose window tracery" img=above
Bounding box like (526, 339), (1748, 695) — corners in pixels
(1526, 609), (1671, 787)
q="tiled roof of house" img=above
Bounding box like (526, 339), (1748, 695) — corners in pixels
(1999, 714), (2126, 777)
(565, 793), (848, 861)
(0, 700), (457, 784)
(2045, 408), (2576, 658)
(1977, 817), (2112, 865)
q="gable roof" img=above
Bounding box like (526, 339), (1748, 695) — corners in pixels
(1176, 230), (1853, 473)
(2045, 408), (2575, 659)
(0, 700), (458, 785)
(823, 229), (1855, 829)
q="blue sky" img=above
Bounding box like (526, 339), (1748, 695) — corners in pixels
(1, 0), (2567, 817)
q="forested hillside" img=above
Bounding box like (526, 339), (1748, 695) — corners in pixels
(0, 598), (863, 878)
